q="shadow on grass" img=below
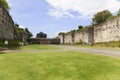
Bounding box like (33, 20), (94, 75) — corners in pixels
(0, 52), (6, 54)
(8, 46), (21, 50)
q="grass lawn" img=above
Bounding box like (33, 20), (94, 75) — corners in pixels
(0, 45), (120, 80)
(20, 44), (60, 50)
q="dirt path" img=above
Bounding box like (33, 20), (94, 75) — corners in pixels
(5, 45), (120, 57)
(59, 45), (120, 57)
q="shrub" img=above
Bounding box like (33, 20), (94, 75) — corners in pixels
(0, 40), (4, 47)
(0, 39), (20, 48)
(8, 40), (19, 47)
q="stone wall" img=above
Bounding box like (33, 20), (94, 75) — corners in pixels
(64, 33), (72, 44)
(57, 33), (64, 44)
(58, 27), (94, 45)
(58, 16), (120, 44)
(94, 17), (120, 43)
(0, 2), (14, 39)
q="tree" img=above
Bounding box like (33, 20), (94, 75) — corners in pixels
(70, 29), (76, 32)
(78, 25), (83, 30)
(1, 0), (10, 10)
(36, 32), (47, 38)
(92, 10), (112, 25)
(14, 24), (33, 41)
(117, 9), (120, 16)
(25, 28), (33, 38)
(14, 24), (21, 40)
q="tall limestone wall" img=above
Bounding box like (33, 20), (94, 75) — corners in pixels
(74, 30), (89, 44)
(57, 33), (65, 44)
(64, 33), (73, 44)
(0, 2), (14, 39)
(58, 27), (94, 44)
(58, 16), (120, 44)
(94, 16), (120, 43)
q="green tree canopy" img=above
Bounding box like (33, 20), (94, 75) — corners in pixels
(70, 29), (76, 32)
(36, 32), (47, 38)
(14, 24), (33, 40)
(78, 25), (83, 30)
(92, 10), (113, 25)
(117, 9), (120, 16)
(25, 28), (33, 38)
(14, 24), (21, 40)
(1, 0), (10, 10)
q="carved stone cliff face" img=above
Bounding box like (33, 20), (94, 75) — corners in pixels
(0, 2), (14, 39)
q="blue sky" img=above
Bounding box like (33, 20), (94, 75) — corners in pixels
(7, 0), (120, 38)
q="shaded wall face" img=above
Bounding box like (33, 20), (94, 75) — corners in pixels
(64, 33), (72, 44)
(74, 32), (81, 43)
(88, 28), (94, 44)
(21, 33), (28, 42)
(74, 31), (85, 44)
(57, 34), (64, 44)
(74, 30), (94, 44)
(0, 3), (14, 39)
(94, 17), (120, 43)
(83, 31), (89, 44)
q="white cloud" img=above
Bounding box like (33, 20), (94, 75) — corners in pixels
(19, 25), (25, 28)
(48, 9), (76, 18)
(6, 0), (13, 6)
(46, 0), (120, 19)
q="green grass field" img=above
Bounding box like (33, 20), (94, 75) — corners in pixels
(20, 44), (60, 50)
(0, 45), (120, 80)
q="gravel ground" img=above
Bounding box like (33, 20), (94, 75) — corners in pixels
(5, 45), (120, 58)
(59, 45), (120, 57)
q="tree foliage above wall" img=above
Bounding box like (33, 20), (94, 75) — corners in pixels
(0, 0), (10, 10)
(14, 24), (33, 40)
(117, 9), (120, 16)
(25, 28), (33, 38)
(92, 10), (113, 25)
(78, 25), (83, 30)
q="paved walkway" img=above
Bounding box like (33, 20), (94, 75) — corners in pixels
(59, 46), (120, 57)
(5, 45), (120, 57)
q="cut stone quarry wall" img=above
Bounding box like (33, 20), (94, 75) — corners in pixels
(0, 2), (14, 39)
(58, 16), (120, 44)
